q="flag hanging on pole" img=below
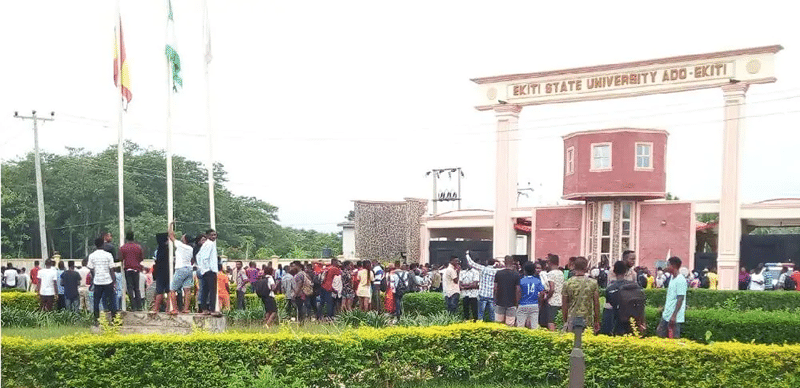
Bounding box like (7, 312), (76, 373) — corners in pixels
(113, 17), (132, 108)
(165, 0), (182, 92)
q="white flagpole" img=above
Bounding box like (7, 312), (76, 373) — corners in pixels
(203, 0), (216, 231)
(116, 1), (127, 312)
(165, 0), (175, 312)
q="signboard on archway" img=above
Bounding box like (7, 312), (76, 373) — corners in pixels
(472, 45), (782, 290)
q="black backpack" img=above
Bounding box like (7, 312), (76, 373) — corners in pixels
(394, 271), (409, 296)
(597, 270), (608, 289)
(637, 273), (648, 288)
(614, 282), (646, 331)
(380, 275), (389, 292)
(785, 275), (797, 291)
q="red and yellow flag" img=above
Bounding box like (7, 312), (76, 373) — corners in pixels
(114, 18), (132, 105)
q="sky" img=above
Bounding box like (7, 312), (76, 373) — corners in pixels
(2, 0), (799, 234)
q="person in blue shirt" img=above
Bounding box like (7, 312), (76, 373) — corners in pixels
(657, 256), (687, 338)
(517, 261), (546, 329)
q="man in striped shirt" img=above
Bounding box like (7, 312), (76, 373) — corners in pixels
(466, 251), (502, 322)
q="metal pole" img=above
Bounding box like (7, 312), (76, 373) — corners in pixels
(457, 168), (462, 210)
(568, 317), (586, 388)
(116, 8), (128, 312)
(14, 110), (54, 260)
(203, 0), (216, 231)
(432, 171), (438, 215)
(165, 18), (175, 313)
(32, 112), (49, 260)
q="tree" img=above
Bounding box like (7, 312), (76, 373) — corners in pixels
(1, 142), (342, 259)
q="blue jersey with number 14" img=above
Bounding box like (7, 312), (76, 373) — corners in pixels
(519, 276), (545, 305)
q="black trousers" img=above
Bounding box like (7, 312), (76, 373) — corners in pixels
(92, 284), (116, 322)
(125, 270), (142, 310)
(236, 290), (246, 310)
(462, 296), (478, 321)
(200, 271), (217, 312)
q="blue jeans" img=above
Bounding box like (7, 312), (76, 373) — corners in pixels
(321, 289), (335, 318)
(478, 296), (495, 322)
(196, 269), (206, 308)
(445, 293), (460, 314)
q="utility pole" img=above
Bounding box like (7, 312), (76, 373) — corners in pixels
(14, 110), (55, 260)
(425, 167), (464, 215)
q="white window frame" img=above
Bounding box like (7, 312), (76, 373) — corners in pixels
(590, 142), (612, 172)
(634, 142), (653, 170)
(620, 201), (633, 252)
(598, 202), (613, 263)
(565, 146), (575, 176)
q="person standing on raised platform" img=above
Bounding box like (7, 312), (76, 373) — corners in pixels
(151, 233), (170, 314)
(196, 229), (221, 316)
(87, 237), (117, 323)
(168, 222), (194, 314)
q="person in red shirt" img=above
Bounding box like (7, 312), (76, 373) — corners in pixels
(29, 261), (40, 289)
(791, 269), (800, 291)
(119, 231), (145, 311)
(320, 259), (342, 320)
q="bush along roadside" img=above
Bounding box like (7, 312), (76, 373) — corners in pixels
(642, 288), (800, 311)
(2, 323), (799, 388)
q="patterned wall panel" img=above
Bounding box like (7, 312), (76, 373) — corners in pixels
(354, 199), (426, 263)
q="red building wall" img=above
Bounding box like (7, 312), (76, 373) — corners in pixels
(563, 129), (667, 200)
(534, 207), (583, 264)
(638, 202), (693, 271)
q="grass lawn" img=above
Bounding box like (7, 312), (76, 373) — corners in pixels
(2, 325), (90, 339)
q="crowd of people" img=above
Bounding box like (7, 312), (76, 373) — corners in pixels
(5, 230), (799, 335)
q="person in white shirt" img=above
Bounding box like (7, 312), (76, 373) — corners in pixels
(77, 259), (91, 312)
(544, 255), (564, 331)
(749, 263), (766, 291)
(196, 228), (220, 316)
(36, 260), (59, 311)
(168, 222), (195, 314)
(4, 264), (18, 288)
(459, 263), (480, 321)
(87, 237), (117, 323)
(443, 256), (461, 314)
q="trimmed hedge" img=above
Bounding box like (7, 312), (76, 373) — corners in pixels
(1, 292), (40, 311)
(644, 306), (800, 344)
(2, 323), (799, 388)
(643, 288), (800, 311)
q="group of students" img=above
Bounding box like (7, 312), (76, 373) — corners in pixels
(436, 250), (687, 339)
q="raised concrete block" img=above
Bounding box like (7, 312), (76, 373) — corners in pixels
(118, 312), (227, 335)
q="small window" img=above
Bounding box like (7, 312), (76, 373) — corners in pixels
(600, 202), (612, 263)
(636, 143), (653, 169)
(565, 147), (575, 175)
(591, 143), (611, 171)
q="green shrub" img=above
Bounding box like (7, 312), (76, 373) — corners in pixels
(404, 291), (457, 316)
(644, 306), (800, 344)
(0, 292), (40, 311)
(3, 323), (799, 388)
(643, 288), (800, 311)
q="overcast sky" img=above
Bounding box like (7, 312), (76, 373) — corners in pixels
(2, 0), (799, 233)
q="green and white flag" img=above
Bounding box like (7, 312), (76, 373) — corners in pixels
(165, 0), (182, 92)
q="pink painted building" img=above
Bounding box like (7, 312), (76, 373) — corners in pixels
(421, 128), (698, 271)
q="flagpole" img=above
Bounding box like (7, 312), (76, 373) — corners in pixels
(203, 0), (216, 231)
(165, 0), (175, 313)
(116, 2), (127, 312)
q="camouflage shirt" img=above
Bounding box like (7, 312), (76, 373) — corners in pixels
(562, 276), (599, 325)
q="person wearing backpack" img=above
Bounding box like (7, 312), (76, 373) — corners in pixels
(605, 261), (646, 336)
(390, 261), (410, 317)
